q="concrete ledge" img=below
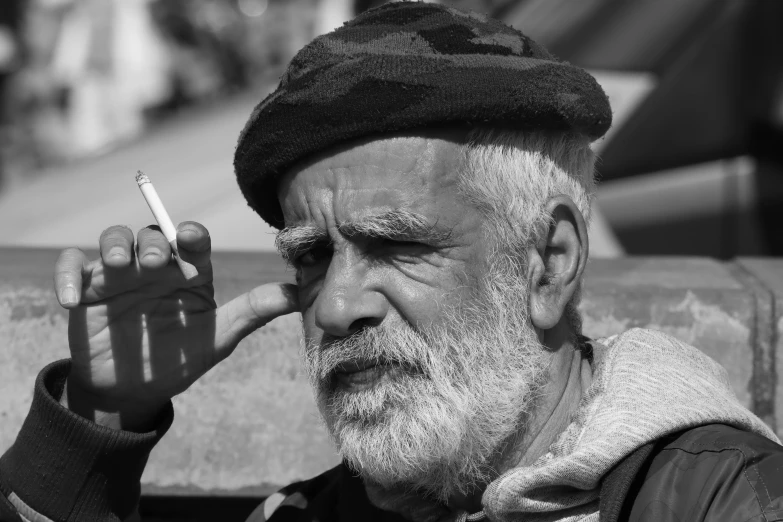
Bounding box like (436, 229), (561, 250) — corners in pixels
(582, 258), (759, 414)
(1, 248), (781, 496)
(734, 258), (783, 440)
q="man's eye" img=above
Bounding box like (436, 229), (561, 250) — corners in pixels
(381, 239), (422, 250)
(375, 239), (429, 260)
(390, 240), (421, 248)
(295, 245), (332, 267)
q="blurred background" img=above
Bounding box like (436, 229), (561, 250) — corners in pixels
(0, 0), (781, 258)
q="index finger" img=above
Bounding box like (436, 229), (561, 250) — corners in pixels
(54, 247), (92, 308)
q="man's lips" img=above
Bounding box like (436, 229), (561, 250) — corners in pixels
(334, 360), (393, 391)
(336, 359), (378, 373)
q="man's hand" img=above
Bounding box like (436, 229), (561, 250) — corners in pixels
(53, 222), (298, 431)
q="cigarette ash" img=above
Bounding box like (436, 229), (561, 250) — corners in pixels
(136, 170), (150, 186)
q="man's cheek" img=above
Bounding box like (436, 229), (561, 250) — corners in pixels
(300, 315), (324, 355)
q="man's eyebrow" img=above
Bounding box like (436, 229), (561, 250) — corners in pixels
(275, 225), (328, 263)
(274, 210), (452, 262)
(339, 210), (453, 243)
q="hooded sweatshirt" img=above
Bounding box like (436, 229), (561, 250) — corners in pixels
(480, 328), (780, 522)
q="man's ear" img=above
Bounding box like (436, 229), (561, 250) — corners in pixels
(527, 195), (589, 331)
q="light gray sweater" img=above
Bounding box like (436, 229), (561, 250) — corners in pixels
(482, 328), (779, 522)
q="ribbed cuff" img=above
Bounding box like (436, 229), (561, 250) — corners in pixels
(0, 360), (174, 521)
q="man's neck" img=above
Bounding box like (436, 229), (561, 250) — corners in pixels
(448, 339), (591, 513)
(516, 345), (591, 468)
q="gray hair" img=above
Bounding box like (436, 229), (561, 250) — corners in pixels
(457, 128), (597, 334)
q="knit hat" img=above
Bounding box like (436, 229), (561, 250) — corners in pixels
(234, 1), (612, 228)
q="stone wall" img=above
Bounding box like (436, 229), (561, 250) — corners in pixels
(1, 248), (781, 497)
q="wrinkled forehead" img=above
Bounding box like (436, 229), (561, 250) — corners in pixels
(276, 131), (469, 227)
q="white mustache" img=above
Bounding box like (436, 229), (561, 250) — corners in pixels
(306, 326), (428, 382)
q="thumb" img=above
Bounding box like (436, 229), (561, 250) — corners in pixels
(214, 282), (299, 361)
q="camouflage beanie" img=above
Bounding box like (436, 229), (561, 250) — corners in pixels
(234, 1), (612, 228)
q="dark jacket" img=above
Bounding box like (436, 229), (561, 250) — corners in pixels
(1, 362), (782, 522)
(247, 424), (783, 522)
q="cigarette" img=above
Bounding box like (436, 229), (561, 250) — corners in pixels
(135, 171), (198, 280)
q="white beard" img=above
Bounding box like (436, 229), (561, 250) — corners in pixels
(303, 265), (551, 503)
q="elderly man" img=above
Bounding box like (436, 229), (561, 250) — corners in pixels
(1, 3), (782, 522)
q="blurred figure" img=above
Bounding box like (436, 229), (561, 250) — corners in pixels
(0, 0), (24, 189)
(49, 0), (170, 156)
(6, 0), (170, 169)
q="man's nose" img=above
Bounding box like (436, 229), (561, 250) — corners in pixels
(313, 253), (388, 337)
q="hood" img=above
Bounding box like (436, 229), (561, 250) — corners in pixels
(482, 328), (779, 522)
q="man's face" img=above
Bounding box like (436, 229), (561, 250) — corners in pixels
(276, 134), (550, 499)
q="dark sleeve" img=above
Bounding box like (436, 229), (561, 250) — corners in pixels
(626, 424), (783, 522)
(0, 360), (174, 522)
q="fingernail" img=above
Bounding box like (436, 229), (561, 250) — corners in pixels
(61, 286), (78, 305)
(108, 246), (126, 260)
(143, 248), (162, 259)
(178, 228), (200, 241)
